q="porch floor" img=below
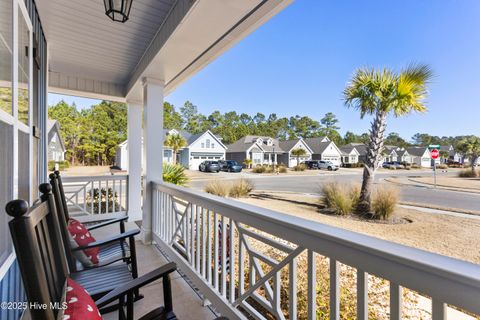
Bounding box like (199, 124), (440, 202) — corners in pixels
(93, 222), (217, 320)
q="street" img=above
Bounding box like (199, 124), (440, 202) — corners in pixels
(189, 170), (480, 213)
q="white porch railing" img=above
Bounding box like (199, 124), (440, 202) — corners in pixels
(61, 175), (128, 219)
(152, 181), (480, 320)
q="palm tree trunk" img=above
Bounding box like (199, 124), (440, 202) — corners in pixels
(472, 155), (478, 176)
(173, 150), (176, 164)
(356, 110), (388, 214)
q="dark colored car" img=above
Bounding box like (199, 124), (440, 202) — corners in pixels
(218, 160), (243, 172)
(199, 161), (220, 172)
(302, 160), (319, 169)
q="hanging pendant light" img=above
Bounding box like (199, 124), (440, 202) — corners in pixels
(104, 0), (133, 23)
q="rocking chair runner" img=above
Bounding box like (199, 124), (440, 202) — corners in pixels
(50, 172), (138, 273)
(6, 184), (177, 320)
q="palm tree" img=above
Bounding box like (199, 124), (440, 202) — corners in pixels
(343, 64), (433, 214)
(291, 148), (307, 166)
(165, 133), (187, 164)
(457, 136), (480, 176)
(243, 159), (252, 169)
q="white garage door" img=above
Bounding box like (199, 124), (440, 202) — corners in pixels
(190, 154), (225, 170)
(322, 156), (341, 166)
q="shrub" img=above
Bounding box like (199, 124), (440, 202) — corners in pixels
(48, 160), (69, 171)
(204, 180), (230, 197)
(278, 165), (287, 173)
(436, 164), (448, 169)
(411, 164), (420, 169)
(264, 165), (274, 173)
(163, 163), (189, 186)
(252, 166), (266, 173)
(86, 187), (120, 214)
(229, 179), (255, 198)
(388, 166), (396, 170)
(293, 164), (306, 171)
(371, 187), (398, 220)
(459, 169), (478, 178)
(321, 182), (359, 215)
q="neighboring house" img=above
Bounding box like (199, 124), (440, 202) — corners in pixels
(383, 145), (399, 162)
(278, 138), (313, 167)
(440, 145), (462, 163)
(396, 148), (413, 164)
(406, 147), (432, 167)
(226, 136), (284, 167)
(47, 119), (66, 162)
(304, 137), (343, 166)
(339, 145), (360, 166)
(116, 129), (227, 171)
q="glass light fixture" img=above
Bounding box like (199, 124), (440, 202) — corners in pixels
(104, 0), (133, 23)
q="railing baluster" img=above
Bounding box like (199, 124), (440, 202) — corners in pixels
(357, 269), (368, 320)
(83, 184), (86, 214)
(106, 179), (109, 213)
(112, 179), (116, 213)
(119, 178), (123, 211)
(307, 250), (316, 320)
(229, 217), (235, 303)
(207, 209), (212, 285)
(289, 258), (297, 320)
(390, 282), (402, 320)
(273, 266), (281, 316)
(97, 180), (101, 214)
(90, 181), (94, 215)
(214, 212), (219, 290)
(330, 259), (340, 320)
(239, 232), (245, 295)
(196, 205), (201, 273)
(185, 204), (190, 262)
(432, 300), (446, 320)
(191, 204), (195, 268)
(221, 215), (227, 297)
(201, 207), (207, 278)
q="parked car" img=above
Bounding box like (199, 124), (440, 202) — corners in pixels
(317, 160), (338, 171)
(199, 161), (220, 172)
(302, 160), (319, 169)
(382, 161), (403, 169)
(218, 160), (243, 172)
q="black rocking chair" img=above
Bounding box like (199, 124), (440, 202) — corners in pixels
(6, 184), (177, 320)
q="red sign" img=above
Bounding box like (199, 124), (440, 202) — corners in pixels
(431, 149), (439, 159)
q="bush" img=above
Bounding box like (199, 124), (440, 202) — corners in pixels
(204, 180), (230, 197)
(278, 165), (288, 173)
(252, 165), (266, 173)
(86, 187), (120, 214)
(163, 163), (189, 186)
(229, 179), (255, 198)
(459, 169), (478, 178)
(436, 164), (448, 169)
(293, 164), (306, 171)
(371, 187), (398, 220)
(343, 162), (363, 168)
(264, 166), (274, 173)
(48, 160), (69, 171)
(321, 182), (359, 215)
(411, 164), (420, 169)
(204, 179), (254, 198)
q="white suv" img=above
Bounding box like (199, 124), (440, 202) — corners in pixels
(318, 160), (339, 171)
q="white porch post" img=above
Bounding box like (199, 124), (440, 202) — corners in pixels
(127, 101), (143, 222)
(268, 153), (272, 165)
(274, 153), (277, 165)
(142, 78), (164, 244)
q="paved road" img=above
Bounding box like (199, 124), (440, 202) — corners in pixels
(189, 170), (480, 212)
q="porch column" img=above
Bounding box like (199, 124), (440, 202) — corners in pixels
(127, 100), (143, 222)
(268, 153), (272, 165)
(274, 153), (277, 165)
(142, 78), (164, 244)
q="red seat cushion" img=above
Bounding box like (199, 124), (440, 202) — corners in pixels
(64, 278), (102, 320)
(68, 219), (99, 266)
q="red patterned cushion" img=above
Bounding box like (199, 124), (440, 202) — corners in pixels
(68, 219), (99, 266)
(64, 278), (102, 320)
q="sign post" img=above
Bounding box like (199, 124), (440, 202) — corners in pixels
(429, 147), (440, 188)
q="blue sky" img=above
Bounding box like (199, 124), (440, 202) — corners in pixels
(50, 0), (480, 141)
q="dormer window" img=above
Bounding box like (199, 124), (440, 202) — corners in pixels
(256, 138), (263, 145)
(266, 138), (273, 146)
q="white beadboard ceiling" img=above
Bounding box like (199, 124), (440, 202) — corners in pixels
(36, 0), (176, 84)
(35, 0), (293, 100)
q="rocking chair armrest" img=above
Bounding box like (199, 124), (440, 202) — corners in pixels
(96, 262), (177, 308)
(73, 229), (140, 251)
(85, 216), (129, 231)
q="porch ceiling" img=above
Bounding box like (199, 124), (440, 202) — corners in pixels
(36, 0), (293, 101)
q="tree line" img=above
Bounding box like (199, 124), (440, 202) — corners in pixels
(49, 99), (477, 166)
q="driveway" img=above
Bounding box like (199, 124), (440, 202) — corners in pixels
(189, 169), (480, 213)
